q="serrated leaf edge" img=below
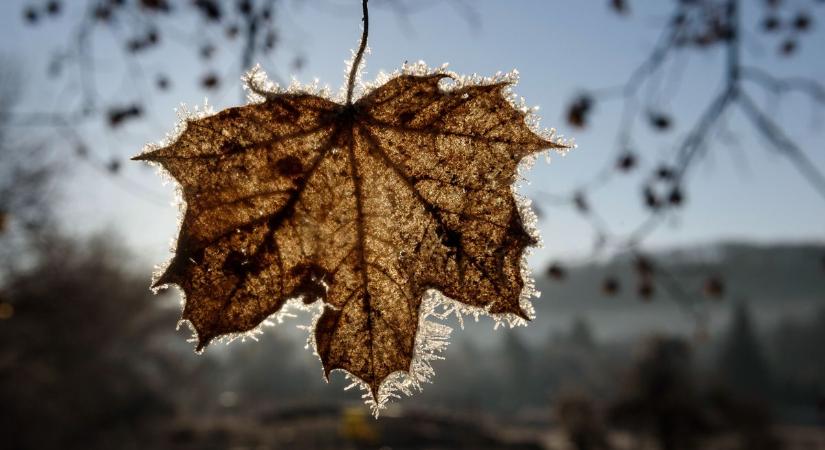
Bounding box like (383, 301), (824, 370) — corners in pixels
(137, 62), (572, 416)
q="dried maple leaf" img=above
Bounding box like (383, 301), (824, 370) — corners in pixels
(134, 2), (570, 413)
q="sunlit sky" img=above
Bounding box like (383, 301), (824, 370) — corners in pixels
(3, 0), (824, 269)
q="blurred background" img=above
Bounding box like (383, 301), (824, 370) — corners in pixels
(1, 1), (824, 449)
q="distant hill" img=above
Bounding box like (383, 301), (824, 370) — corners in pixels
(536, 241), (825, 309)
(524, 241), (825, 342)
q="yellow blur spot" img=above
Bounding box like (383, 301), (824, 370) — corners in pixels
(339, 406), (379, 444)
(0, 302), (14, 320)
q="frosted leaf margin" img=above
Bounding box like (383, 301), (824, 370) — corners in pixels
(136, 60), (574, 417)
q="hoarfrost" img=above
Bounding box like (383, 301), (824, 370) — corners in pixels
(138, 57), (572, 415)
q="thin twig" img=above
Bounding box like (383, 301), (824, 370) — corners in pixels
(533, 0), (825, 326)
(673, 87), (736, 183)
(737, 92), (825, 200)
(346, 0), (369, 105)
(740, 66), (825, 103)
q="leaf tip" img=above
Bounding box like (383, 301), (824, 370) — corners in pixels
(367, 382), (381, 404)
(132, 146), (168, 162)
(515, 306), (532, 322)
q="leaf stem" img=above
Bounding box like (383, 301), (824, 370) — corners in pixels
(346, 0), (369, 105)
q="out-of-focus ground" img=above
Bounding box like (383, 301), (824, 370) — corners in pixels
(2, 233), (824, 449)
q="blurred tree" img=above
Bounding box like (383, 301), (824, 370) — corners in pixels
(715, 302), (773, 400)
(771, 306), (825, 392)
(608, 337), (711, 450)
(0, 232), (188, 449)
(608, 334), (784, 450)
(501, 329), (534, 409)
(0, 60), (55, 273)
(763, 305), (825, 423)
(704, 383), (781, 450)
(567, 316), (596, 351)
(554, 391), (611, 450)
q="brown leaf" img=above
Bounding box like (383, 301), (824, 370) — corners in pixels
(200, 72), (220, 90)
(107, 104), (143, 128)
(135, 68), (567, 401)
(546, 262), (566, 280)
(634, 255), (654, 277)
(609, 0), (629, 15)
(616, 152), (636, 172)
(667, 186), (684, 206)
(793, 12), (812, 32)
(156, 74), (170, 91)
(648, 111), (672, 131)
(192, 0), (221, 21)
(140, 0), (171, 13)
(46, 1), (61, 16)
(638, 280), (654, 301)
(703, 276), (724, 298)
(22, 6), (39, 24)
(602, 277), (619, 296)
(780, 39), (797, 56)
(642, 185), (660, 210)
(655, 165), (675, 181)
(566, 95), (592, 128)
(762, 15), (781, 32)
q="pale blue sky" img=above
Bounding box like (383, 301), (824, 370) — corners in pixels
(3, 0), (824, 268)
